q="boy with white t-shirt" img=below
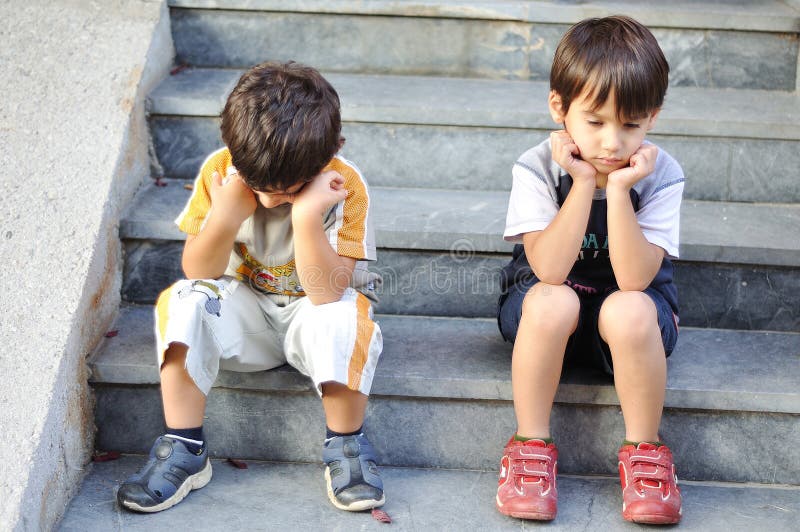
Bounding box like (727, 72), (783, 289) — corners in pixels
(496, 16), (684, 525)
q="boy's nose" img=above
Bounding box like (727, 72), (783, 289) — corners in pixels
(602, 131), (622, 152)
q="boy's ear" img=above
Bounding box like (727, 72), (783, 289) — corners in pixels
(646, 109), (661, 131)
(548, 90), (566, 124)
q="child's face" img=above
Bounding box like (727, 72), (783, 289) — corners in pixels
(549, 89), (659, 178)
(251, 181), (308, 209)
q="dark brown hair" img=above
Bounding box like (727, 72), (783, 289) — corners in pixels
(220, 61), (342, 191)
(550, 16), (669, 120)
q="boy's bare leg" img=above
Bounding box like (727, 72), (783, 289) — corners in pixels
(160, 343), (206, 428)
(322, 382), (367, 433)
(512, 283), (580, 438)
(599, 291), (666, 443)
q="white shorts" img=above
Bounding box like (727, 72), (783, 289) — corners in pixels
(154, 278), (383, 397)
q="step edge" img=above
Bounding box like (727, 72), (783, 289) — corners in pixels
(119, 182), (800, 268)
(165, 0), (800, 33)
(147, 71), (800, 141)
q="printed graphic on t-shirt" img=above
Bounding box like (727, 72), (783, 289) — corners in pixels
(578, 232), (609, 261)
(234, 243), (305, 296)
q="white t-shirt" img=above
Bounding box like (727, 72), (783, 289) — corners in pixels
(504, 138), (684, 259)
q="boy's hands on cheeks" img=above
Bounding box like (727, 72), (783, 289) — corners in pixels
(607, 144), (658, 190)
(209, 170), (257, 228)
(550, 130), (597, 186)
(291, 170), (348, 223)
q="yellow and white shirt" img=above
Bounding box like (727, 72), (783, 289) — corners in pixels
(175, 148), (379, 302)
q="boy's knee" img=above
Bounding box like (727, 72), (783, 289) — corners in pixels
(520, 283), (580, 334)
(289, 289), (382, 396)
(161, 342), (189, 366)
(599, 290), (657, 341)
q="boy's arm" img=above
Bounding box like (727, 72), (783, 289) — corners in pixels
(291, 170), (355, 305)
(606, 144), (664, 290)
(525, 131), (597, 284)
(182, 172), (257, 279)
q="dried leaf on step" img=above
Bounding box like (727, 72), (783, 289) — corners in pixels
(104, 330), (119, 338)
(226, 458), (248, 469)
(371, 508), (392, 523)
(92, 450), (121, 462)
(170, 63), (190, 75)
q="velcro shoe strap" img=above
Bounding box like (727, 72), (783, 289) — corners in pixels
(630, 454), (671, 482)
(323, 435), (383, 493)
(507, 447), (553, 463)
(510, 462), (550, 478)
(630, 452), (671, 469)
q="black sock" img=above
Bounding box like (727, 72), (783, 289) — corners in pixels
(166, 426), (204, 454)
(326, 425), (363, 440)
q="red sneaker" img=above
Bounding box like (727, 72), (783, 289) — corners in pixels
(495, 437), (558, 520)
(618, 442), (682, 524)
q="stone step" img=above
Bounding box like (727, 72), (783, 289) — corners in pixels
(60, 456), (800, 531)
(119, 180), (800, 331)
(89, 305), (800, 484)
(122, 243), (800, 331)
(166, 0), (800, 91)
(122, 180), (800, 266)
(149, 69), (800, 203)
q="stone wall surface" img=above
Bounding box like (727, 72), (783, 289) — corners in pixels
(0, 1), (173, 530)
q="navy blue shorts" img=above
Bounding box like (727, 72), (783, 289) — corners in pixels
(497, 279), (678, 375)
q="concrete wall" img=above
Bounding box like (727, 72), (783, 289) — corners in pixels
(0, 1), (173, 530)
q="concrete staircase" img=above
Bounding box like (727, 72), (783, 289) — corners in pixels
(62, 1), (799, 529)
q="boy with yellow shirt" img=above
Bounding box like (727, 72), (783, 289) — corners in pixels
(117, 61), (385, 513)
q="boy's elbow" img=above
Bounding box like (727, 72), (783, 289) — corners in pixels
(304, 288), (346, 306)
(616, 281), (649, 292)
(616, 275), (653, 292)
(537, 275), (567, 286)
(532, 267), (567, 287)
(182, 262), (224, 280)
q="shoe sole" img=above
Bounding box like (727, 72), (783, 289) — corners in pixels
(324, 466), (386, 512)
(495, 497), (556, 521)
(623, 512), (681, 525)
(121, 459), (213, 513)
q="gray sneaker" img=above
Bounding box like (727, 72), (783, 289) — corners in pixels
(322, 433), (385, 511)
(117, 436), (212, 513)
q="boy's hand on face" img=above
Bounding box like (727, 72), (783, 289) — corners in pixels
(550, 130), (597, 186)
(550, 130), (597, 187)
(209, 170), (257, 228)
(607, 144), (658, 190)
(291, 170), (348, 222)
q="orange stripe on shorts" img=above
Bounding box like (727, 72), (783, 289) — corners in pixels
(347, 293), (375, 391)
(155, 286), (172, 356)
